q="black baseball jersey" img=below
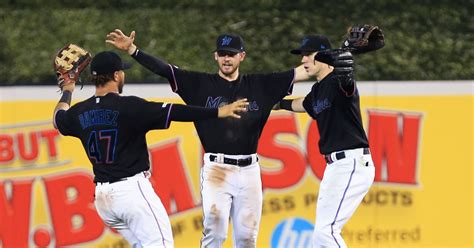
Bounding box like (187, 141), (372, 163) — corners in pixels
(303, 72), (369, 155)
(169, 67), (295, 154)
(54, 93), (172, 182)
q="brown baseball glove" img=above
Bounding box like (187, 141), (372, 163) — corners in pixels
(53, 44), (92, 91)
(341, 24), (385, 54)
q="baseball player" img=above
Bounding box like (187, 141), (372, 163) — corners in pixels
(53, 51), (249, 247)
(275, 35), (375, 248)
(105, 29), (309, 247)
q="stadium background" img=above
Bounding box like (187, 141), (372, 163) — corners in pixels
(1, 1), (473, 247)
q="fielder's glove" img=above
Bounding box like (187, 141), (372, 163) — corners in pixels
(53, 44), (92, 91)
(341, 24), (385, 54)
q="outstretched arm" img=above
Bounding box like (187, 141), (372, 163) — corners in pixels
(332, 51), (356, 96)
(273, 97), (305, 113)
(53, 77), (75, 129)
(169, 99), (249, 121)
(314, 50), (356, 96)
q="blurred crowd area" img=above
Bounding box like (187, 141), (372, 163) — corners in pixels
(0, 0), (472, 84)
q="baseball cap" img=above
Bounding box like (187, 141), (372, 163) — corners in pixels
(290, 35), (332, 55)
(215, 34), (245, 53)
(90, 51), (132, 76)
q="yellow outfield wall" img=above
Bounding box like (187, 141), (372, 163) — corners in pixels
(0, 81), (473, 248)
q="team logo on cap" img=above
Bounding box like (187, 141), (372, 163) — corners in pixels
(302, 38), (309, 46)
(221, 36), (232, 46)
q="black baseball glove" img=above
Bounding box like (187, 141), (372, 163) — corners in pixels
(341, 24), (385, 54)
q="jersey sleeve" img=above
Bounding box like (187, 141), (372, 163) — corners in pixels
(302, 84), (320, 119)
(261, 69), (295, 104)
(130, 97), (173, 131)
(168, 66), (206, 104)
(54, 109), (78, 136)
(302, 93), (314, 117)
(131, 49), (173, 80)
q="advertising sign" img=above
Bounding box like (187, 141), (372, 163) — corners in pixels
(1, 82), (472, 247)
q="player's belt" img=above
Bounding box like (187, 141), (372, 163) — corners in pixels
(94, 171), (150, 185)
(325, 147), (370, 164)
(94, 178), (126, 185)
(209, 155), (255, 167)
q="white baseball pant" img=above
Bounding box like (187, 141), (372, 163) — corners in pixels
(94, 171), (174, 248)
(313, 148), (375, 248)
(200, 153), (262, 248)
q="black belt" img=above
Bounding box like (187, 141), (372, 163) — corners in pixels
(324, 148), (370, 164)
(94, 171), (148, 185)
(209, 155), (255, 167)
(94, 178), (126, 185)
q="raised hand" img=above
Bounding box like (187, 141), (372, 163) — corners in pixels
(106, 29), (136, 53)
(218, 98), (249, 119)
(57, 73), (76, 92)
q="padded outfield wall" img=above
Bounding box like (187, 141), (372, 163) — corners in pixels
(0, 81), (473, 248)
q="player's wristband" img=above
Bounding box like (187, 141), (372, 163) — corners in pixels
(279, 99), (293, 111)
(59, 90), (72, 105)
(128, 45), (138, 56)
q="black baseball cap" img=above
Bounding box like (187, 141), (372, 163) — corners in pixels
(90, 51), (132, 76)
(290, 35), (332, 55)
(214, 34), (245, 53)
